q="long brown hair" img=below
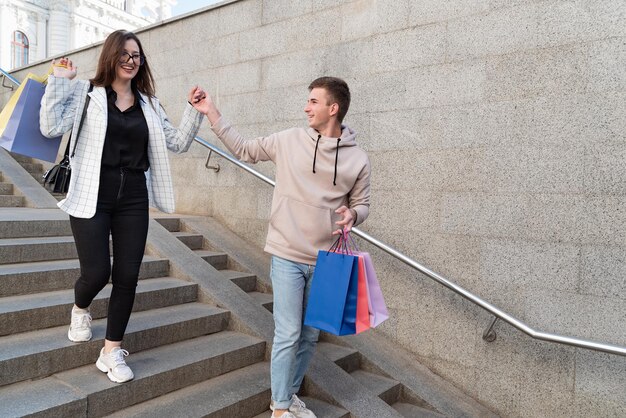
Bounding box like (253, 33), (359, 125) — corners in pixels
(90, 30), (155, 98)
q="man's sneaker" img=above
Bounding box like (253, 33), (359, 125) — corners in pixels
(271, 413), (296, 418)
(288, 395), (316, 418)
(68, 306), (92, 342)
(270, 395), (316, 418)
(95, 347), (134, 383)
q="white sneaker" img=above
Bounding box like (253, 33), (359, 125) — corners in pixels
(288, 395), (316, 418)
(95, 347), (134, 383)
(68, 306), (92, 342)
(271, 395), (316, 418)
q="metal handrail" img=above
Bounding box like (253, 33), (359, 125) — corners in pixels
(3, 66), (623, 356)
(0, 68), (20, 89)
(195, 135), (626, 357)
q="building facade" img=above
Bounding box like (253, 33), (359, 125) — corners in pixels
(0, 0), (175, 71)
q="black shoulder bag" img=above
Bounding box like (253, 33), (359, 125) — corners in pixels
(43, 85), (93, 194)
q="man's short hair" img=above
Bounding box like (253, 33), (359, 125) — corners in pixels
(308, 77), (351, 123)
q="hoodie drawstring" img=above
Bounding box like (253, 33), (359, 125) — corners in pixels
(333, 138), (340, 186)
(312, 134), (341, 186)
(312, 134), (321, 174)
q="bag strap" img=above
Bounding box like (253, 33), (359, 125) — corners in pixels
(68, 83), (93, 158)
(60, 134), (72, 159)
(344, 230), (360, 252)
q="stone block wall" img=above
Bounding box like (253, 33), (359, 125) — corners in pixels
(3, 1), (625, 416)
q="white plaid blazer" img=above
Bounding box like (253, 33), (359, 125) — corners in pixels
(40, 76), (203, 218)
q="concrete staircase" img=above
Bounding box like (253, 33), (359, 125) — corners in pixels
(0, 149), (498, 417)
(152, 216), (497, 418)
(0, 170), (25, 208)
(0, 208), (273, 417)
(155, 217), (275, 314)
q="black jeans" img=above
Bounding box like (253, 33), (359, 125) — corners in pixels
(70, 167), (149, 341)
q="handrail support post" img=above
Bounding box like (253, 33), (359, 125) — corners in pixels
(205, 150), (220, 172)
(1, 75), (14, 90)
(483, 316), (499, 342)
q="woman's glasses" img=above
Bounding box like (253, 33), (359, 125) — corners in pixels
(118, 52), (145, 66)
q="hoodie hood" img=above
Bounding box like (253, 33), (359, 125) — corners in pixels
(306, 125), (357, 147)
(307, 125), (358, 186)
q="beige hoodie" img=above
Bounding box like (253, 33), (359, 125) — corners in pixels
(211, 117), (371, 265)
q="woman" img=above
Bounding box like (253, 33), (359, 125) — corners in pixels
(40, 30), (206, 383)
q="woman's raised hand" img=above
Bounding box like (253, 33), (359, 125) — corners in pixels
(188, 86), (207, 106)
(52, 58), (77, 80)
(187, 86), (221, 124)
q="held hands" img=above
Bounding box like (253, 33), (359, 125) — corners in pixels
(187, 86), (221, 125)
(188, 86), (206, 107)
(333, 206), (357, 235)
(51, 58), (77, 80)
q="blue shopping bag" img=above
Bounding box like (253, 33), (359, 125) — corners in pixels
(304, 249), (359, 335)
(0, 77), (62, 162)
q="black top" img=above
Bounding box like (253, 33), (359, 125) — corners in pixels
(101, 86), (150, 171)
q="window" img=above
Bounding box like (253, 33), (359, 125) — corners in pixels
(11, 31), (29, 68)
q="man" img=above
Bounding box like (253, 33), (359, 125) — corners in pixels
(193, 77), (371, 418)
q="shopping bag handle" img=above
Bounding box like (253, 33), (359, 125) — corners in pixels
(342, 230), (360, 252)
(328, 230), (359, 255)
(328, 234), (344, 253)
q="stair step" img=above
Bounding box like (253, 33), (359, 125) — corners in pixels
(8, 153), (33, 163)
(0, 302), (230, 387)
(0, 256), (169, 297)
(172, 231), (203, 250)
(221, 269), (257, 292)
(0, 208), (71, 238)
(30, 172), (45, 182)
(20, 162), (44, 173)
(317, 342), (361, 373)
(253, 396), (350, 418)
(109, 362), (271, 418)
(153, 217), (180, 232)
(0, 277), (197, 335)
(351, 370), (402, 405)
(249, 291), (273, 312)
(0, 235), (77, 264)
(0, 195), (23, 207)
(393, 402), (446, 418)
(0, 330), (264, 417)
(194, 249), (228, 269)
(51, 192), (65, 201)
(0, 183), (13, 195)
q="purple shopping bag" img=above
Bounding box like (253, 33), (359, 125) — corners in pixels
(355, 251), (389, 327)
(0, 78), (62, 162)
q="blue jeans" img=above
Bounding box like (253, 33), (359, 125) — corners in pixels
(270, 256), (320, 410)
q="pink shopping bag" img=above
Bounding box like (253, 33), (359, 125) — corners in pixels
(355, 255), (371, 334)
(355, 250), (389, 328)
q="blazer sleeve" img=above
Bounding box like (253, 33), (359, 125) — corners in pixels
(209, 116), (278, 163)
(39, 76), (82, 138)
(154, 99), (204, 154)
